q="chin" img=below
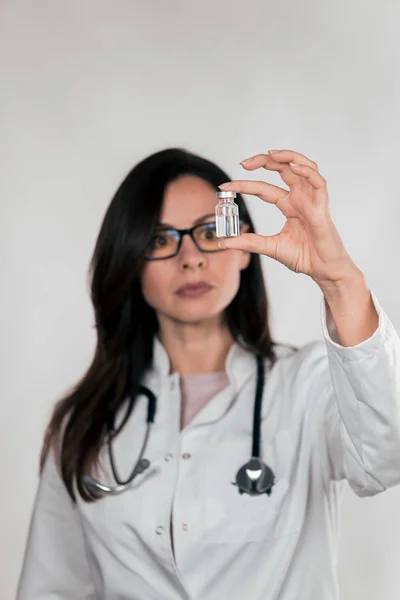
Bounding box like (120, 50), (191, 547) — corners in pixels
(169, 301), (229, 322)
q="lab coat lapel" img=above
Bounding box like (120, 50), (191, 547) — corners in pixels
(148, 335), (257, 427)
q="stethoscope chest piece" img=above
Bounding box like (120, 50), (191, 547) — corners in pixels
(235, 457), (275, 496)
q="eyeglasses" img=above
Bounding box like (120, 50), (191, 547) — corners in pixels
(144, 219), (245, 261)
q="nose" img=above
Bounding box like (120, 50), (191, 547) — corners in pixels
(178, 232), (206, 268)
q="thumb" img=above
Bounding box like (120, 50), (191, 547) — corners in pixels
(218, 232), (279, 259)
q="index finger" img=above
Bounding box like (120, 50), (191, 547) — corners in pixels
(266, 150), (319, 171)
(218, 179), (288, 205)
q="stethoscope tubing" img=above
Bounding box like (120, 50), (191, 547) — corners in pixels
(83, 354), (273, 496)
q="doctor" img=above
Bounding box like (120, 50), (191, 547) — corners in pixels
(17, 148), (400, 600)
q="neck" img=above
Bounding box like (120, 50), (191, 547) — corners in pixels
(157, 324), (235, 376)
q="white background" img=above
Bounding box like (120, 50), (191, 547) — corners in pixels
(1, 1), (400, 598)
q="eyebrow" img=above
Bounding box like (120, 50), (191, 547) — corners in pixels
(156, 213), (215, 228)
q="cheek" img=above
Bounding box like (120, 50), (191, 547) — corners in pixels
(140, 264), (171, 306)
(216, 251), (246, 292)
(221, 249), (247, 276)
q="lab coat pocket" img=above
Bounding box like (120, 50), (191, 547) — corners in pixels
(203, 429), (300, 543)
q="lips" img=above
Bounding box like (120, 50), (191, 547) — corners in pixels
(176, 282), (213, 294)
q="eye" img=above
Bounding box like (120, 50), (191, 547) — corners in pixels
(150, 234), (167, 249)
(199, 223), (217, 239)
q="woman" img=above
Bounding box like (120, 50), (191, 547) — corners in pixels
(17, 147), (400, 599)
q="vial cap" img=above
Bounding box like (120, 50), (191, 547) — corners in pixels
(216, 191), (237, 199)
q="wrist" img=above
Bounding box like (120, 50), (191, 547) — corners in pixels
(314, 264), (365, 303)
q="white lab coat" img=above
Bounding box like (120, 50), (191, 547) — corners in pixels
(17, 291), (400, 600)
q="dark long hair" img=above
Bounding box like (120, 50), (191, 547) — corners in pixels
(40, 147), (285, 502)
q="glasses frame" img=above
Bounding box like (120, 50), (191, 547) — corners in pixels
(143, 218), (245, 261)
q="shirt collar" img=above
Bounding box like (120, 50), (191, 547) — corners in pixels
(150, 334), (257, 391)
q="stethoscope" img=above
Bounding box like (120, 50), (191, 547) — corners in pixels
(82, 353), (276, 497)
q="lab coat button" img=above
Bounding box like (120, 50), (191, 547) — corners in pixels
(164, 452), (173, 462)
(182, 452), (191, 460)
(156, 526), (164, 535)
(182, 523), (189, 532)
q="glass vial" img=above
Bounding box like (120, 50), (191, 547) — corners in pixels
(215, 191), (239, 238)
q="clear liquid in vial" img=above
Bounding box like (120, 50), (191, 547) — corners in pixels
(216, 213), (239, 238)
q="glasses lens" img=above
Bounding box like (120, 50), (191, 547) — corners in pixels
(145, 222), (225, 259)
(146, 229), (180, 259)
(193, 222), (219, 250)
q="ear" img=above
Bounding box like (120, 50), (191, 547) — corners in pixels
(239, 223), (251, 271)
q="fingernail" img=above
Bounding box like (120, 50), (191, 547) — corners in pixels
(218, 240), (225, 248)
(218, 182), (230, 189)
(240, 157), (252, 165)
(268, 150), (280, 154)
(289, 162), (300, 167)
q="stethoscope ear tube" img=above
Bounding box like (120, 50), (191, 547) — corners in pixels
(82, 386), (157, 495)
(82, 474), (133, 495)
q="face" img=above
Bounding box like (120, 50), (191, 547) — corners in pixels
(140, 175), (250, 332)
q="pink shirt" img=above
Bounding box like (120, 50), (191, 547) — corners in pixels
(179, 371), (230, 430)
